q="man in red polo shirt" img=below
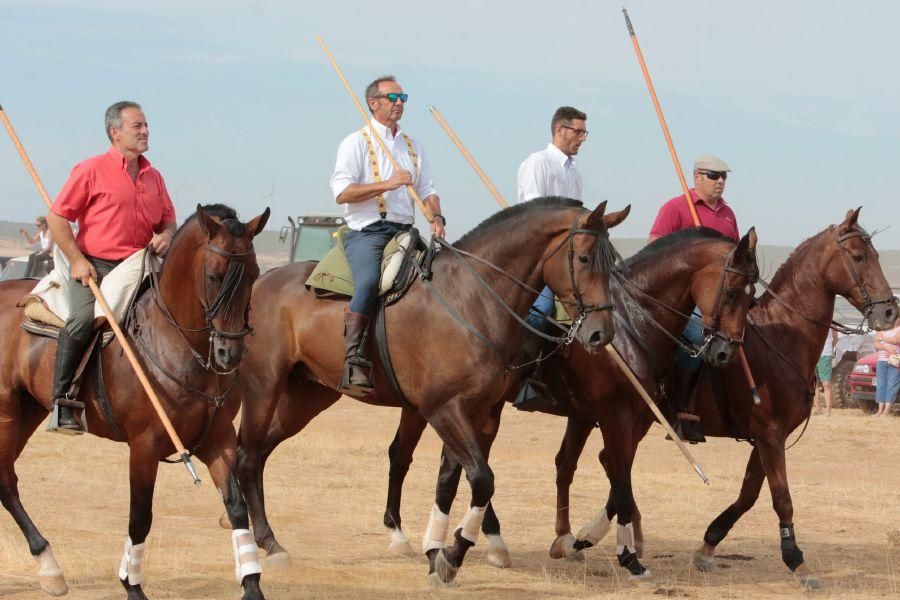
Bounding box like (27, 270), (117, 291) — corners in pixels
(46, 101), (176, 433)
(648, 154), (740, 442)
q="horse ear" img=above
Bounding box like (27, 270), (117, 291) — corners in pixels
(603, 204), (631, 230)
(839, 206), (862, 233)
(584, 200), (608, 229)
(196, 204), (221, 239)
(736, 226), (757, 253)
(245, 207), (271, 238)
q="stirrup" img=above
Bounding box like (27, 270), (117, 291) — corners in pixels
(665, 415), (705, 444)
(338, 357), (375, 396)
(47, 404), (85, 436)
(513, 377), (557, 412)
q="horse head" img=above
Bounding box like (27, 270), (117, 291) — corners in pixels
(691, 228), (759, 367)
(544, 201), (630, 354)
(824, 208), (897, 330)
(193, 204), (271, 372)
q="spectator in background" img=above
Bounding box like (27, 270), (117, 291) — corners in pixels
(874, 324), (900, 417)
(19, 216), (54, 277)
(813, 330), (839, 416)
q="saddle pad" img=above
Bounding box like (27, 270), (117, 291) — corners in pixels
(305, 227), (416, 297)
(17, 248), (160, 330)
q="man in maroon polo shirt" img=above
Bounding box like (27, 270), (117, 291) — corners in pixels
(648, 154), (740, 442)
(46, 101), (177, 433)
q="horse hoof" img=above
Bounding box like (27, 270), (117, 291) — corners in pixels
(39, 573), (68, 596)
(549, 533), (577, 559)
(426, 572), (459, 589)
(795, 573), (823, 591)
(218, 512), (231, 529)
(692, 550), (718, 572)
(263, 551), (292, 570)
(388, 538), (416, 557)
(484, 534), (512, 568)
(629, 567), (653, 582)
(431, 549), (458, 586)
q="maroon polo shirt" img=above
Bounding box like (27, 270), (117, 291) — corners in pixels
(649, 189), (739, 241)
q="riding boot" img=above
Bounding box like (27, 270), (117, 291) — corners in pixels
(51, 330), (87, 435)
(670, 366), (706, 444)
(338, 311), (375, 396)
(513, 324), (557, 412)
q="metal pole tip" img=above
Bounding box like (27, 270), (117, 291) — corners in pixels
(695, 464), (710, 485)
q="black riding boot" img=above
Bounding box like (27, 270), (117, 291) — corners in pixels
(51, 330), (86, 434)
(513, 325), (557, 412)
(338, 311), (374, 396)
(671, 366), (706, 444)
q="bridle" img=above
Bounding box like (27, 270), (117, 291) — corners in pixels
(835, 229), (898, 322)
(699, 243), (758, 353)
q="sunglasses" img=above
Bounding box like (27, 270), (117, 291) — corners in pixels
(700, 170), (727, 181)
(373, 93), (409, 104)
(559, 124), (589, 138)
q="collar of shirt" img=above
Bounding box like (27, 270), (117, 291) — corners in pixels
(546, 142), (575, 170)
(369, 117), (403, 142)
(106, 146), (151, 175)
(690, 188), (728, 212)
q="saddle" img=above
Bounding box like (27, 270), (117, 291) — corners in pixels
(305, 226), (430, 306)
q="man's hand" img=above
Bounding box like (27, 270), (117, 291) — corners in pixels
(386, 169), (412, 191)
(430, 218), (446, 239)
(70, 257), (98, 287)
(150, 230), (175, 257)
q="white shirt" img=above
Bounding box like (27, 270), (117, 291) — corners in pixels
(330, 118), (437, 231)
(516, 143), (583, 203)
(39, 230), (52, 251)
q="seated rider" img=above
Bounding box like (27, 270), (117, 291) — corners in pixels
(514, 106), (588, 409)
(47, 101), (176, 433)
(330, 75), (444, 395)
(19, 216), (54, 277)
(647, 154), (740, 442)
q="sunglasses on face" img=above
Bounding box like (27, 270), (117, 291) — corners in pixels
(700, 170), (727, 181)
(373, 93), (409, 104)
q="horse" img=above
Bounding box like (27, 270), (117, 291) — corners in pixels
(384, 226), (760, 580)
(232, 198), (629, 586)
(558, 208), (898, 589)
(0, 204), (269, 600)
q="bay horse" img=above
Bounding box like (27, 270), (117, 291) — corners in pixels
(233, 198), (629, 586)
(393, 227), (759, 581)
(0, 204), (269, 600)
(559, 208), (897, 589)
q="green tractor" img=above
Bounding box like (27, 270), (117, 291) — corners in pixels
(280, 215), (346, 263)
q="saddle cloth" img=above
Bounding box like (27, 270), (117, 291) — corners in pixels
(17, 248), (160, 332)
(305, 227), (425, 298)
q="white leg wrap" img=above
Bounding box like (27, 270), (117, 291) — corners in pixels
(117, 537), (145, 586)
(576, 510), (613, 545)
(616, 523), (637, 555)
(36, 547), (63, 577)
(422, 504), (450, 552)
(232, 528), (263, 582)
(457, 505), (487, 544)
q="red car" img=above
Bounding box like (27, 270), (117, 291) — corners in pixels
(846, 354), (898, 408)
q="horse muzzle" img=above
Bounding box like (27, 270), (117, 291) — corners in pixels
(867, 297), (899, 331)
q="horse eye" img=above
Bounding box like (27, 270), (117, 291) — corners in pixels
(852, 253), (864, 263)
(207, 274), (221, 283)
(578, 255), (589, 264)
(725, 288), (737, 300)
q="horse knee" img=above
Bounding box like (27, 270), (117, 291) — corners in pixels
(467, 464), (494, 506)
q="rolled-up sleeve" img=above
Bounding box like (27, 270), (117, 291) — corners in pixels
(330, 133), (363, 200)
(52, 162), (92, 221)
(414, 142), (437, 199)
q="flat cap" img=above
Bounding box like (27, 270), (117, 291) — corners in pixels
(694, 154), (731, 172)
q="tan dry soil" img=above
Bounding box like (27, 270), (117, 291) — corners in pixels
(1, 401), (899, 599)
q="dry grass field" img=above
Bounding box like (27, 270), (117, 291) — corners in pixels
(1, 400), (899, 599)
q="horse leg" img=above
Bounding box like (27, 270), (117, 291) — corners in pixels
(0, 397), (67, 596)
(236, 380), (339, 567)
(693, 446), (765, 572)
(383, 407), (427, 556)
(476, 400), (511, 568)
(118, 443), (160, 600)
(549, 417), (594, 559)
(424, 404), (495, 587)
(196, 429), (265, 600)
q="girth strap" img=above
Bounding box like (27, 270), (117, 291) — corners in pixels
(374, 299), (416, 410)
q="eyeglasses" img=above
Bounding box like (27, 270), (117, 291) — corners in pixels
(559, 125), (589, 138)
(699, 170), (728, 181)
(373, 93), (409, 104)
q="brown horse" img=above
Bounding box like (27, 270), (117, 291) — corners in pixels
(0, 204), (269, 600)
(395, 227), (759, 581)
(233, 198), (629, 585)
(558, 209), (897, 589)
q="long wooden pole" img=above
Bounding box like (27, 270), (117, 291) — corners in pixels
(0, 103), (201, 485)
(623, 8), (762, 407)
(428, 106), (508, 208)
(429, 102), (708, 484)
(315, 35), (435, 224)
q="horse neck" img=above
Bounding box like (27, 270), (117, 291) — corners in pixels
(152, 228), (208, 333)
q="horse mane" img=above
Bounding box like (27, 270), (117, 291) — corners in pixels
(624, 227), (734, 269)
(176, 203), (246, 237)
(454, 197), (583, 250)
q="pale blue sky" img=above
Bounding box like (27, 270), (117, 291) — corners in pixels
(0, 0), (897, 248)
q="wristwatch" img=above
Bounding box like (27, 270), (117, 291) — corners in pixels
(432, 214), (447, 226)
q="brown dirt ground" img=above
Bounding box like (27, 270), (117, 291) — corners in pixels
(1, 401), (898, 599)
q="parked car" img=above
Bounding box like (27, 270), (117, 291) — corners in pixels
(831, 333), (875, 407)
(0, 256), (29, 281)
(846, 354), (899, 411)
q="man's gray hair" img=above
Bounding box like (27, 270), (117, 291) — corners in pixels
(105, 101), (142, 141)
(364, 76), (396, 114)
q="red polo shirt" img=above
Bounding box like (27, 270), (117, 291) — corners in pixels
(649, 189), (739, 241)
(52, 147), (176, 260)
